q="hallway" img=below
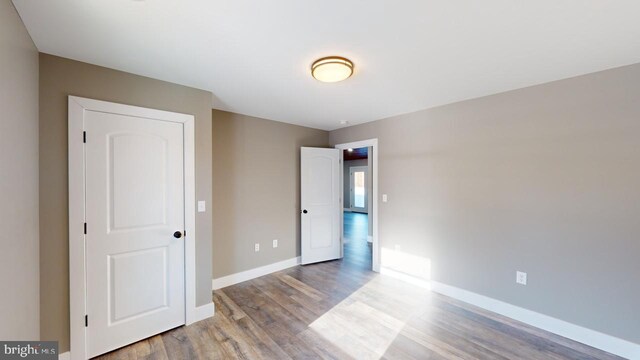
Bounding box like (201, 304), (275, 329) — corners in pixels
(342, 211), (371, 269)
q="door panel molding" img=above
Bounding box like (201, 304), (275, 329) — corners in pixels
(300, 147), (341, 265)
(68, 96), (200, 360)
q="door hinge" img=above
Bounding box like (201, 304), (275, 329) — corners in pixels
(85, 315), (88, 327)
(83, 131), (86, 143)
(84, 223), (87, 234)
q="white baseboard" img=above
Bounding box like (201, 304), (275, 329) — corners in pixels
(431, 281), (640, 360)
(58, 351), (70, 360)
(188, 302), (215, 324)
(212, 257), (301, 290)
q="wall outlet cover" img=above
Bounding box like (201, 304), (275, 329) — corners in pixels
(197, 201), (206, 212)
(273, 239), (278, 248)
(516, 271), (527, 285)
(254, 243), (260, 252)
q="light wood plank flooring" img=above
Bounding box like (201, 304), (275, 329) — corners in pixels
(96, 213), (623, 359)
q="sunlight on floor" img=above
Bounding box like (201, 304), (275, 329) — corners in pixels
(307, 272), (433, 359)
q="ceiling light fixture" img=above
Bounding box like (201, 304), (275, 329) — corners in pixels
(311, 56), (354, 83)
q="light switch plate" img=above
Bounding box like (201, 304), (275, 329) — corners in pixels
(382, 194), (388, 202)
(273, 239), (278, 248)
(197, 201), (206, 212)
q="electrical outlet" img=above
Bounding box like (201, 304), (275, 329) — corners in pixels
(197, 201), (206, 212)
(516, 271), (527, 285)
(272, 239), (278, 248)
(254, 243), (260, 252)
(382, 194), (388, 202)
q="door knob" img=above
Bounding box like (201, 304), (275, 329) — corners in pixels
(302, 209), (308, 214)
(173, 231), (183, 239)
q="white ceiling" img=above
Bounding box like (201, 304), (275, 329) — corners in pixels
(13, 0), (640, 130)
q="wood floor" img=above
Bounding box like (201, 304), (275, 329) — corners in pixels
(96, 213), (622, 360)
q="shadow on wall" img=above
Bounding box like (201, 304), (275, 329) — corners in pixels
(211, 112), (240, 277)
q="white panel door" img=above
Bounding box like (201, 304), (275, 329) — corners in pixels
(85, 111), (185, 358)
(301, 147), (341, 265)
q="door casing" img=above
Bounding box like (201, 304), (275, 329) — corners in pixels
(335, 139), (380, 272)
(68, 96), (198, 360)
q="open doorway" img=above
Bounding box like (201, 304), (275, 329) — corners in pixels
(335, 139), (379, 272)
(342, 147), (372, 268)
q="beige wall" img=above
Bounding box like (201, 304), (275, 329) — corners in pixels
(39, 54), (213, 352)
(330, 63), (640, 343)
(0, 0), (40, 340)
(212, 110), (328, 278)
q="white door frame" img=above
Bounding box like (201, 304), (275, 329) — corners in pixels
(68, 96), (198, 360)
(348, 165), (368, 212)
(335, 139), (380, 272)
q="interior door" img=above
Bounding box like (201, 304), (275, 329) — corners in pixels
(300, 147), (341, 265)
(350, 166), (368, 212)
(85, 111), (185, 357)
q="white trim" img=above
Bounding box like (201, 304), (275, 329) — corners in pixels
(335, 139), (380, 272)
(68, 96), (199, 360)
(192, 302), (215, 323)
(431, 281), (640, 360)
(212, 257), (301, 290)
(58, 352), (71, 360)
(367, 235), (373, 243)
(182, 117), (199, 326)
(68, 97), (86, 360)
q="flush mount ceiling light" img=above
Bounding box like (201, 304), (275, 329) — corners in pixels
(311, 56), (354, 83)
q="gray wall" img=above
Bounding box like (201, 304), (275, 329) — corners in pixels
(330, 63), (640, 344)
(39, 54), (214, 352)
(0, 0), (40, 340)
(212, 110), (329, 278)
